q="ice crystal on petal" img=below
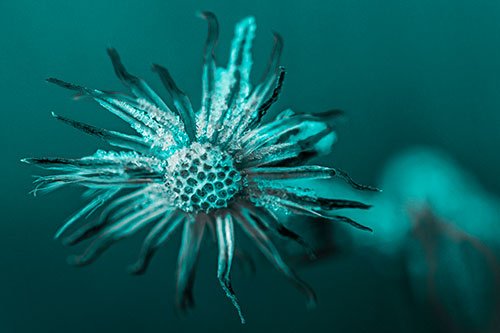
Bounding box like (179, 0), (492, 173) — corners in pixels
(23, 13), (378, 324)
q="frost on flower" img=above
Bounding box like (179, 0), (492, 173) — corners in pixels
(23, 12), (378, 323)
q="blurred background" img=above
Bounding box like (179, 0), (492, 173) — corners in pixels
(1, 0), (500, 332)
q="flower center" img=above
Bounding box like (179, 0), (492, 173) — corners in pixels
(164, 142), (242, 213)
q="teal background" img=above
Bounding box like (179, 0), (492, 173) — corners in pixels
(2, 0), (500, 332)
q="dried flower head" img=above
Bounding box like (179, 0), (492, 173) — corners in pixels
(23, 13), (378, 323)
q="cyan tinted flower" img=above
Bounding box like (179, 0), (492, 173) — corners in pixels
(23, 13), (377, 323)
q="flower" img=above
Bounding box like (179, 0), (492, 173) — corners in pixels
(23, 12), (377, 323)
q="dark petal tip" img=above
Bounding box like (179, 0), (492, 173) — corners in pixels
(197, 11), (215, 19)
(127, 262), (146, 275)
(367, 186), (382, 192)
(308, 249), (318, 261)
(271, 30), (283, 41)
(61, 236), (77, 247)
(46, 77), (66, 85)
(46, 78), (82, 91)
(66, 255), (88, 266)
(306, 291), (318, 310)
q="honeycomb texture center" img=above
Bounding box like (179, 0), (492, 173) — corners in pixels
(164, 142), (242, 213)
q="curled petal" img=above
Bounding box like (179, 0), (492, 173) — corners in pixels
(231, 207), (317, 308)
(245, 165), (380, 192)
(197, 11), (219, 139)
(226, 32), (284, 144)
(258, 32), (284, 90)
(54, 189), (119, 239)
(271, 197), (372, 232)
(205, 16), (256, 142)
(107, 48), (169, 111)
(68, 202), (171, 266)
(246, 66), (286, 129)
(237, 113), (337, 167)
(63, 188), (152, 246)
(239, 202), (316, 259)
(128, 210), (185, 274)
(176, 215), (206, 311)
(152, 64), (196, 141)
(216, 214), (245, 323)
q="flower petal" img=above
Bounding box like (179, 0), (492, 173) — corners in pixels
(176, 215), (206, 311)
(128, 209), (185, 274)
(231, 206), (317, 308)
(197, 12), (219, 139)
(245, 165), (380, 191)
(152, 64), (197, 141)
(46, 77), (187, 148)
(67, 202), (171, 266)
(215, 213), (245, 323)
(205, 16), (256, 141)
(237, 112), (337, 166)
(50, 112), (153, 155)
(107, 48), (169, 111)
